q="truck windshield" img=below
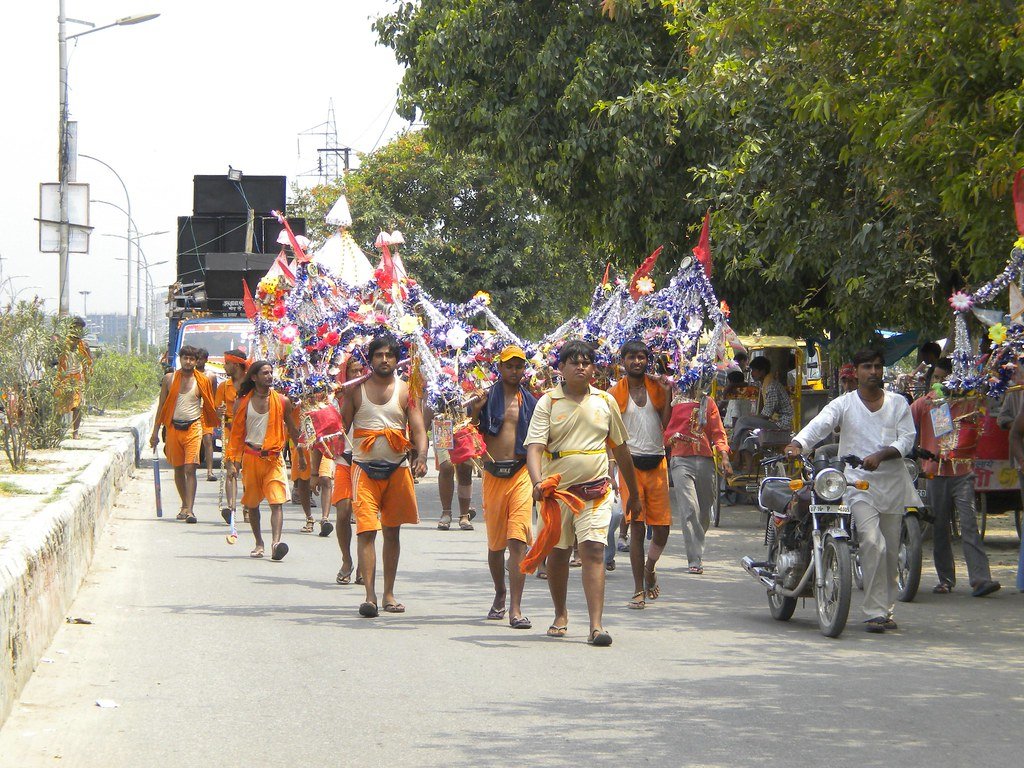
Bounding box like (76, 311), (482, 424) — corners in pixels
(177, 321), (253, 374)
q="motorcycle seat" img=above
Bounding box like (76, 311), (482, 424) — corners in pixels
(760, 479), (793, 512)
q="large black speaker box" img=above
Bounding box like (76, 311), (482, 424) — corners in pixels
(193, 175), (287, 216)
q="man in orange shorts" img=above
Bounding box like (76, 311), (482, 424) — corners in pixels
(468, 345), (538, 628)
(150, 346), (218, 524)
(228, 360), (304, 560)
(340, 335), (428, 618)
(195, 349), (219, 483)
(608, 341), (673, 609)
(215, 349), (247, 524)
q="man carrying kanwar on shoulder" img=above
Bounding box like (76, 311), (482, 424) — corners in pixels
(215, 349), (248, 525)
(522, 339), (642, 647)
(228, 360), (304, 561)
(784, 347), (917, 633)
(340, 334), (428, 619)
(150, 345), (219, 524)
(467, 344), (538, 629)
(607, 340), (672, 610)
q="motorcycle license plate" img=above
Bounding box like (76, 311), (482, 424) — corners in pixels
(810, 504), (848, 515)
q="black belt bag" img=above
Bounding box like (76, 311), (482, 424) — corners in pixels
(171, 418), (199, 431)
(355, 458), (406, 480)
(483, 459), (526, 478)
(631, 454), (665, 471)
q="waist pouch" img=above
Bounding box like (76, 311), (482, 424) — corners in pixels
(340, 451), (353, 466)
(483, 459), (526, 479)
(171, 418), (198, 431)
(566, 478), (611, 502)
(355, 458), (406, 480)
(631, 454), (665, 471)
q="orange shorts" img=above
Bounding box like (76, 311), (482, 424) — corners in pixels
(290, 447), (333, 481)
(164, 421), (202, 467)
(482, 465), (533, 551)
(621, 459), (672, 526)
(241, 452), (289, 508)
(203, 425), (215, 437)
(351, 463), (419, 534)
(331, 461), (352, 504)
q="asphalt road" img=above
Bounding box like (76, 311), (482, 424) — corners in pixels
(0, 464), (1021, 768)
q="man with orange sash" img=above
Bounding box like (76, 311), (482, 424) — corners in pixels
(215, 349), (247, 524)
(468, 345), (538, 629)
(523, 340), (641, 646)
(340, 335), (428, 618)
(608, 341), (672, 609)
(228, 360), (304, 561)
(195, 349), (219, 483)
(150, 345), (218, 524)
(57, 316), (93, 439)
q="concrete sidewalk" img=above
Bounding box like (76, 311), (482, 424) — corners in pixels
(0, 464), (1019, 767)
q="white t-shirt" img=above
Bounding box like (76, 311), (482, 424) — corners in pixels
(793, 391), (917, 514)
(622, 395), (664, 456)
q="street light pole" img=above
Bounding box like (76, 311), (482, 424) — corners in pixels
(79, 289), (90, 320)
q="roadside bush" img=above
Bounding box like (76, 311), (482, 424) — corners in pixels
(85, 351), (163, 413)
(0, 300), (72, 469)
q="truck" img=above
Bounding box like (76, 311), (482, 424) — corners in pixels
(166, 174), (305, 375)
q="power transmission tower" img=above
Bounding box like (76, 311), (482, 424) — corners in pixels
(298, 99), (352, 182)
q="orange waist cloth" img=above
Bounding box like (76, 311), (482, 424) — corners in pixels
(520, 474), (585, 574)
(354, 427), (412, 455)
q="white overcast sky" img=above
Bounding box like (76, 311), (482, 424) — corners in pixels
(0, 0), (407, 316)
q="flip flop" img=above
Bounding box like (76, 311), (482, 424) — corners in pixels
(383, 602), (406, 613)
(687, 565), (704, 575)
(437, 512), (452, 531)
(359, 602), (379, 618)
(535, 571), (548, 580)
(250, 547), (264, 559)
(487, 607), (507, 620)
(336, 567), (352, 585)
(628, 591), (646, 610)
(569, 556), (583, 567)
(546, 625), (567, 638)
(459, 516), (475, 531)
(176, 509), (189, 520)
(355, 573), (365, 585)
(932, 581), (953, 594)
(271, 542), (289, 561)
(972, 580), (1001, 598)
(220, 508), (232, 525)
(302, 519), (315, 533)
(319, 520), (334, 537)
(185, 514), (198, 525)
(509, 616), (532, 630)
(645, 568), (660, 600)
(467, 508), (478, 522)
(588, 629), (613, 647)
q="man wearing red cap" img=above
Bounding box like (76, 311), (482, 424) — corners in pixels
(839, 363), (858, 394)
(468, 344), (538, 628)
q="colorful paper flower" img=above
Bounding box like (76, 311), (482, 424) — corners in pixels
(948, 291), (973, 313)
(473, 291), (491, 306)
(989, 323), (1007, 345)
(399, 315), (421, 335)
(635, 276), (655, 296)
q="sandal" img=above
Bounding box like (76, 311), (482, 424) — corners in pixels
(176, 509), (189, 521)
(383, 602), (406, 613)
(932, 581), (953, 594)
(250, 547), (264, 558)
(302, 518), (315, 533)
(359, 602), (379, 618)
(569, 554), (583, 568)
(355, 573), (365, 585)
(546, 624), (567, 638)
(645, 568), (660, 600)
(535, 571), (548, 580)
(318, 519), (334, 537)
(628, 591), (646, 610)
(687, 565), (704, 575)
(588, 628), (613, 647)
(459, 512), (475, 531)
(437, 511), (452, 531)
(336, 567), (352, 585)
(487, 607), (507, 620)
(509, 616), (532, 630)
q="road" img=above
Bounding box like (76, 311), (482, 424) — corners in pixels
(0, 464), (1021, 767)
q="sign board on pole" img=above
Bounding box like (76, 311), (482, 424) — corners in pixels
(39, 183), (90, 253)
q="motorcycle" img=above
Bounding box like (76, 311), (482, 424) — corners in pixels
(741, 451), (860, 638)
(850, 447), (933, 603)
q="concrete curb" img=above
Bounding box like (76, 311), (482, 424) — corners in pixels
(0, 405), (156, 727)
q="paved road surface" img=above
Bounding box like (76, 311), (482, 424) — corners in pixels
(1, 464), (1021, 767)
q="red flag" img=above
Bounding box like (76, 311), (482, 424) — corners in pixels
(271, 210), (310, 262)
(242, 278), (257, 321)
(1013, 170), (1024, 236)
(628, 246), (663, 301)
(272, 251), (296, 284)
(692, 210), (712, 277)
(601, 262), (612, 287)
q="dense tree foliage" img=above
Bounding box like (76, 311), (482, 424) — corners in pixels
(377, 0), (1024, 352)
(290, 132), (598, 338)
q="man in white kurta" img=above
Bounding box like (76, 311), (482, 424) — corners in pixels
(785, 350), (917, 632)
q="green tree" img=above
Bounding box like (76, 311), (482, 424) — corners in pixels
(290, 131), (598, 338)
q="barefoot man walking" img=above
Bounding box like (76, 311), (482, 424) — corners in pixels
(340, 335), (428, 618)
(522, 340), (641, 646)
(469, 345), (538, 629)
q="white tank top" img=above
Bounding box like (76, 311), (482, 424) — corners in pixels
(352, 381), (407, 463)
(172, 376), (202, 422)
(245, 403), (269, 447)
(623, 392), (664, 456)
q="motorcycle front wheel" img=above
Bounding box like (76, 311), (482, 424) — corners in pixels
(816, 536), (852, 638)
(897, 514), (923, 602)
(765, 520), (797, 621)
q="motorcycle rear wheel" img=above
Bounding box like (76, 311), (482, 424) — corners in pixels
(896, 514), (923, 602)
(816, 536), (852, 638)
(765, 520), (797, 621)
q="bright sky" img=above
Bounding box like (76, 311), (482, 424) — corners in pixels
(0, 0), (407, 316)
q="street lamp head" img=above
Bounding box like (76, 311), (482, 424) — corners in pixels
(227, 166), (243, 182)
(116, 14), (160, 26)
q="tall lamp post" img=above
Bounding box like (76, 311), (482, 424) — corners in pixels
(78, 289), (90, 320)
(103, 230), (167, 353)
(57, 4), (158, 317)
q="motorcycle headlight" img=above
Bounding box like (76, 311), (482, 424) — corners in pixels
(903, 458), (920, 483)
(813, 468), (847, 502)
